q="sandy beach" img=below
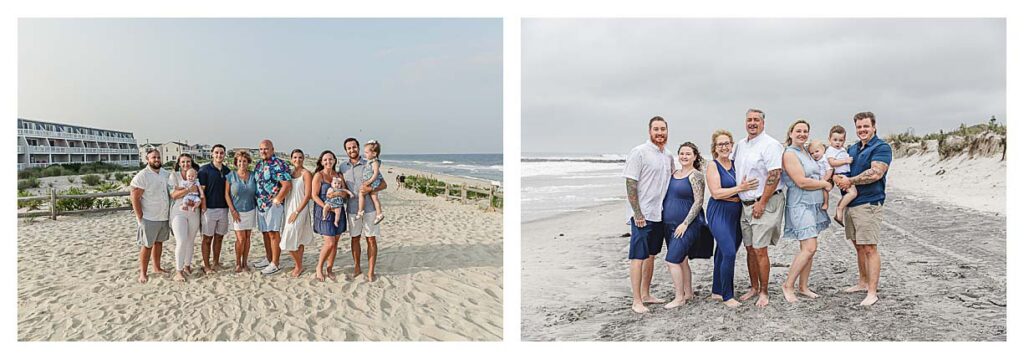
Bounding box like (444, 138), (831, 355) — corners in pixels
(521, 154), (1005, 341)
(18, 166), (503, 341)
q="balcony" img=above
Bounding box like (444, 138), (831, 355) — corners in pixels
(17, 145), (25, 154)
(18, 128), (136, 144)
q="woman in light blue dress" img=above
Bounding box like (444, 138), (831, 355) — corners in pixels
(780, 119), (833, 303)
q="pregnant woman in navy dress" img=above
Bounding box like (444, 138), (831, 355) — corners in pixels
(705, 130), (759, 308)
(662, 142), (715, 309)
(310, 150), (349, 282)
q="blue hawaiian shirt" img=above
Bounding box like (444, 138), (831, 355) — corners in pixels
(253, 156), (292, 212)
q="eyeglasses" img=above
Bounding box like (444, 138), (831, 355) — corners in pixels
(715, 142), (733, 147)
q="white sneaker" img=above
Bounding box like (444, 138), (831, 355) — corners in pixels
(261, 263), (280, 276)
(253, 258), (270, 269)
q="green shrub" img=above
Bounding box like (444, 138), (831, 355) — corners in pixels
(18, 178), (40, 190)
(17, 189), (43, 210)
(94, 182), (122, 193)
(82, 174), (102, 186)
(41, 165), (66, 177)
(55, 187), (95, 212)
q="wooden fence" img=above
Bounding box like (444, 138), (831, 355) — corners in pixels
(405, 181), (503, 209)
(17, 189), (132, 219)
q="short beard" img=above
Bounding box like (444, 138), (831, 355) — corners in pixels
(149, 162), (161, 170)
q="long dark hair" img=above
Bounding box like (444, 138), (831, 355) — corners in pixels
(174, 153), (199, 172)
(314, 150), (337, 174)
(677, 142), (704, 171)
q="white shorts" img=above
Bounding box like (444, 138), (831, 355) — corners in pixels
(347, 211), (381, 238)
(202, 208), (229, 236)
(232, 209), (258, 231)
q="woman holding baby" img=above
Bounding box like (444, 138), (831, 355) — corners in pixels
(168, 154), (203, 282)
(311, 150), (351, 282)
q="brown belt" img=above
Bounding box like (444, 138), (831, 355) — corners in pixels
(741, 189), (782, 206)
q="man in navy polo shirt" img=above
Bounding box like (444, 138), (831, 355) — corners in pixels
(833, 111), (892, 307)
(199, 144), (231, 273)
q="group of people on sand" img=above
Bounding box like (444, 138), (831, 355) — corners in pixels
(624, 109), (892, 313)
(129, 138), (389, 284)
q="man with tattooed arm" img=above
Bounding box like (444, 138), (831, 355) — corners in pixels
(833, 111), (892, 307)
(732, 108), (786, 308)
(622, 116), (674, 314)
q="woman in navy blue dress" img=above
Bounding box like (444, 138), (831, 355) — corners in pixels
(310, 150), (349, 282)
(705, 130), (759, 308)
(661, 142), (714, 309)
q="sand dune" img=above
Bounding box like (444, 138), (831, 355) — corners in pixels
(18, 170), (503, 341)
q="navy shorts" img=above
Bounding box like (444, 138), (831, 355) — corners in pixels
(629, 218), (664, 260)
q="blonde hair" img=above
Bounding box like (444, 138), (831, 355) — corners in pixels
(785, 119), (811, 146)
(710, 129), (734, 157)
(808, 139), (826, 152)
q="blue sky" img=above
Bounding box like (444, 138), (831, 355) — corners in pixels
(19, 18), (502, 154)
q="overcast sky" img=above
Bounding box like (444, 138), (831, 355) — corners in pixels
(20, 18), (502, 154)
(523, 18), (1006, 154)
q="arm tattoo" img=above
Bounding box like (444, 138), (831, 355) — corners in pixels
(849, 161), (889, 185)
(682, 172), (705, 226)
(626, 178), (644, 221)
(765, 168), (781, 187)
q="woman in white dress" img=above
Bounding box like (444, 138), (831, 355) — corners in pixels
(169, 154), (202, 282)
(281, 149), (315, 278)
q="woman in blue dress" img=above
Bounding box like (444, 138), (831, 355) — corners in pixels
(780, 120), (833, 303)
(310, 150), (349, 282)
(661, 142), (715, 309)
(705, 130), (759, 308)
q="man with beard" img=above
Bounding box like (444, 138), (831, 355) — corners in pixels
(129, 149), (171, 283)
(622, 116), (674, 313)
(340, 138), (388, 282)
(833, 111), (892, 306)
(732, 108), (785, 308)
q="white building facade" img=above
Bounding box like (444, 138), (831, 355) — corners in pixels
(17, 118), (140, 171)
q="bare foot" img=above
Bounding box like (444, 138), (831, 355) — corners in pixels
(798, 288), (820, 299)
(664, 298), (687, 309)
(234, 265), (243, 273)
(631, 302), (649, 314)
(315, 270), (325, 282)
(723, 299), (742, 308)
(683, 293), (694, 301)
(642, 295), (667, 304)
(213, 262), (224, 270)
(138, 273), (148, 284)
(860, 294), (879, 306)
(173, 271), (187, 282)
(350, 269), (361, 280)
(366, 273), (376, 282)
(152, 267), (169, 275)
(843, 283), (868, 293)
(782, 285), (799, 303)
(739, 288), (758, 301)
(326, 269), (337, 280)
(290, 267), (303, 278)
(710, 294), (724, 302)
(183, 266), (192, 275)
(755, 294), (769, 308)
(202, 266), (213, 275)
(243, 265), (252, 272)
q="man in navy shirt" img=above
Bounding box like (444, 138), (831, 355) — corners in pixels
(834, 112), (892, 307)
(199, 144), (231, 273)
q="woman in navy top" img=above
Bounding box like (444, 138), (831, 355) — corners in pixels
(705, 130), (758, 308)
(660, 142), (714, 309)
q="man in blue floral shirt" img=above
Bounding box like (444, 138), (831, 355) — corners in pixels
(252, 139), (292, 275)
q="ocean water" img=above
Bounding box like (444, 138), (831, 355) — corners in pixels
(522, 153), (629, 223)
(382, 153), (503, 183)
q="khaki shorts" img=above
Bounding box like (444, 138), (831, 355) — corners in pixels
(741, 192), (785, 249)
(845, 203), (883, 245)
(348, 211), (381, 238)
(201, 208), (229, 236)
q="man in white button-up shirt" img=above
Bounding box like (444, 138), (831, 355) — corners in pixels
(130, 149), (171, 284)
(622, 116), (674, 313)
(731, 108), (785, 308)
